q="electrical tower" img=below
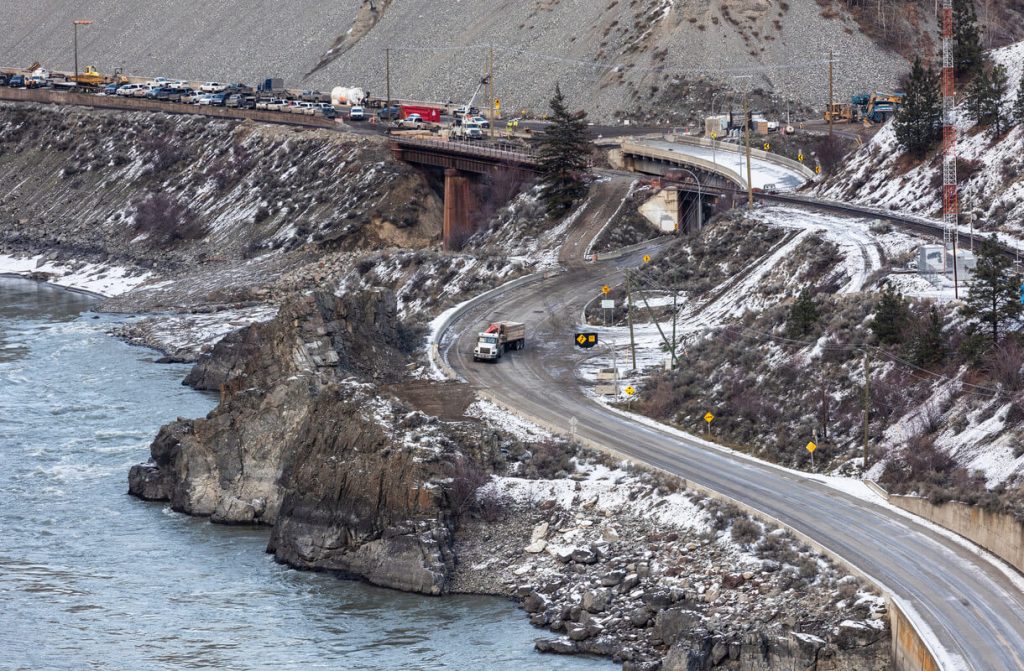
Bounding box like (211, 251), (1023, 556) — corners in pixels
(941, 0), (960, 294)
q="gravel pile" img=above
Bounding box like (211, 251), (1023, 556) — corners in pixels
(3, 0), (908, 122)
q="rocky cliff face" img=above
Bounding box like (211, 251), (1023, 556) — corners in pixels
(129, 288), (462, 594)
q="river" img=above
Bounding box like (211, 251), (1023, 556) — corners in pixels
(0, 277), (611, 671)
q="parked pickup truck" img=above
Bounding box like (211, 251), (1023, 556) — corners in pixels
(473, 321), (526, 362)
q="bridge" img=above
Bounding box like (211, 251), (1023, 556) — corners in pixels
(389, 137), (540, 249)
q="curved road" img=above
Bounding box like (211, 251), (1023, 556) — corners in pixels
(441, 255), (1024, 671)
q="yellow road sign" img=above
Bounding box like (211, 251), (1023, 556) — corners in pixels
(495, 98), (501, 109)
(642, 255), (651, 264)
(806, 441), (817, 453)
(704, 412), (714, 424)
(815, 165), (822, 174)
(576, 334), (587, 345)
(624, 386), (636, 396)
(797, 152), (804, 162)
(710, 131), (718, 140)
(763, 143), (770, 151)
(601, 285), (611, 295)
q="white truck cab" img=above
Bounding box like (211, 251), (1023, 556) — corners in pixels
(473, 321), (525, 362)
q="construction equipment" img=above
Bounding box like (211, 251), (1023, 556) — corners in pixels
(823, 102), (855, 123)
(70, 65), (128, 88)
(854, 92), (905, 125)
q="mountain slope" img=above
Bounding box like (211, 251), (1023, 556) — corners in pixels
(2, 0), (908, 121)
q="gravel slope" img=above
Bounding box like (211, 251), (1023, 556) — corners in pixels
(2, 0), (907, 121)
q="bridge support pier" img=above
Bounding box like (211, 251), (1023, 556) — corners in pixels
(443, 168), (475, 251)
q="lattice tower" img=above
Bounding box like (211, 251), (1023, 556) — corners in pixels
(941, 0), (958, 265)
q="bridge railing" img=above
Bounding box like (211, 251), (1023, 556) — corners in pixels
(620, 140), (748, 189)
(392, 136), (538, 165)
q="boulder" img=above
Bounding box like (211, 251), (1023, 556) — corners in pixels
(582, 588), (611, 613)
(531, 521), (549, 542)
(653, 607), (700, 646)
(524, 539), (548, 554)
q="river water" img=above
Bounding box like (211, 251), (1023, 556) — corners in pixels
(0, 277), (611, 671)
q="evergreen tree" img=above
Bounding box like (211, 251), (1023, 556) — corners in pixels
(787, 289), (819, 337)
(967, 65), (1011, 135)
(893, 58), (942, 159)
(871, 283), (909, 346)
(537, 84), (591, 220)
(951, 0), (985, 80)
(961, 235), (1022, 346)
(911, 305), (946, 368)
(1015, 72), (1024, 126)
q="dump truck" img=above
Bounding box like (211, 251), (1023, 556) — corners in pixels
(473, 321), (525, 362)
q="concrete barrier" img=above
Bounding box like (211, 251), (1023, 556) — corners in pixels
(890, 598), (943, 671)
(890, 495), (1024, 576)
(0, 88), (339, 129)
(665, 133), (817, 180)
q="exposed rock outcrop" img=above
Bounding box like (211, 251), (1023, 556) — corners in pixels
(129, 287), (460, 594)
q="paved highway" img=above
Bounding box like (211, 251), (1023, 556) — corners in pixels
(440, 255), (1024, 671)
(638, 139), (807, 192)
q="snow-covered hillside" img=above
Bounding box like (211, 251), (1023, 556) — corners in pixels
(817, 40), (1024, 243)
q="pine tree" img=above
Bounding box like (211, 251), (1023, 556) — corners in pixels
(894, 57), (942, 159)
(871, 283), (908, 346)
(537, 84), (591, 220)
(963, 67), (991, 124)
(1015, 72), (1024, 126)
(951, 0), (985, 80)
(988, 65), (1010, 135)
(961, 235), (1022, 346)
(787, 289), (819, 337)
(911, 305), (946, 368)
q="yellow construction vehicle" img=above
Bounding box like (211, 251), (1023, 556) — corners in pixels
(69, 66), (129, 88)
(823, 102), (855, 123)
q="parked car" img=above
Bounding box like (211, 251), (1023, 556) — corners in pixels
(265, 98), (288, 111)
(116, 83), (144, 96)
(146, 77), (171, 88)
(208, 92), (228, 106)
(131, 85), (152, 98)
(320, 106), (337, 119)
(101, 83), (119, 95)
(145, 86), (170, 99)
(165, 88), (193, 102)
(469, 115), (490, 128)
(300, 90), (321, 102)
(348, 106), (365, 121)
(194, 93), (215, 105)
(397, 113), (423, 128)
(454, 105), (480, 116)
(0, 74), (9, 86)
(200, 81), (226, 92)
(8, 74), (25, 88)
(378, 105), (401, 121)
(180, 90), (202, 104)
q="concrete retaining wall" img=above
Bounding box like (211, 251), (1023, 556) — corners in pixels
(889, 495), (1024, 575)
(0, 88), (338, 129)
(890, 598), (943, 671)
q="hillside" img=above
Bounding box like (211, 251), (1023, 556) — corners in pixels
(817, 40), (1024, 244)
(1, 0), (910, 122)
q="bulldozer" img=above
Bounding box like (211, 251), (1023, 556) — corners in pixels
(823, 102), (856, 123)
(70, 66), (128, 88)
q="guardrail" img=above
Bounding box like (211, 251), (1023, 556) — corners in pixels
(665, 133), (817, 180)
(620, 140), (748, 188)
(393, 136), (538, 166)
(0, 87), (339, 129)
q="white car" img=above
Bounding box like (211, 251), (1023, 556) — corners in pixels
(146, 76), (170, 88)
(132, 85), (153, 98)
(194, 94), (215, 105)
(170, 79), (189, 89)
(116, 83), (145, 97)
(349, 106), (365, 120)
(200, 82), (226, 93)
(469, 115), (490, 128)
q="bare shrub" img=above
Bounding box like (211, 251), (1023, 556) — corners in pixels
(521, 440), (575, 479)
(730, 517), (762, 545)
(133, 193), (206, 246)
(445, 454), (489, 520)
(984, 339), (1024, 392)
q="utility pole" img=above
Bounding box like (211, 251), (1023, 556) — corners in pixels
(863, 349), (871, 471)
(72, 20), (93, 78)
(488, 45), (495, 139)
(941, 0), (960, 299)
(385, 48), (391, 115)
(625, 272), (637, 370)
(744, 91), (753, 209)
(828, 50), (834, 138)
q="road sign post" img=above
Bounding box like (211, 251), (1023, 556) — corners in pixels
(575, 333), (598, 348)
(704, 411), (714, 436)
(806, 440), (817, 471)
